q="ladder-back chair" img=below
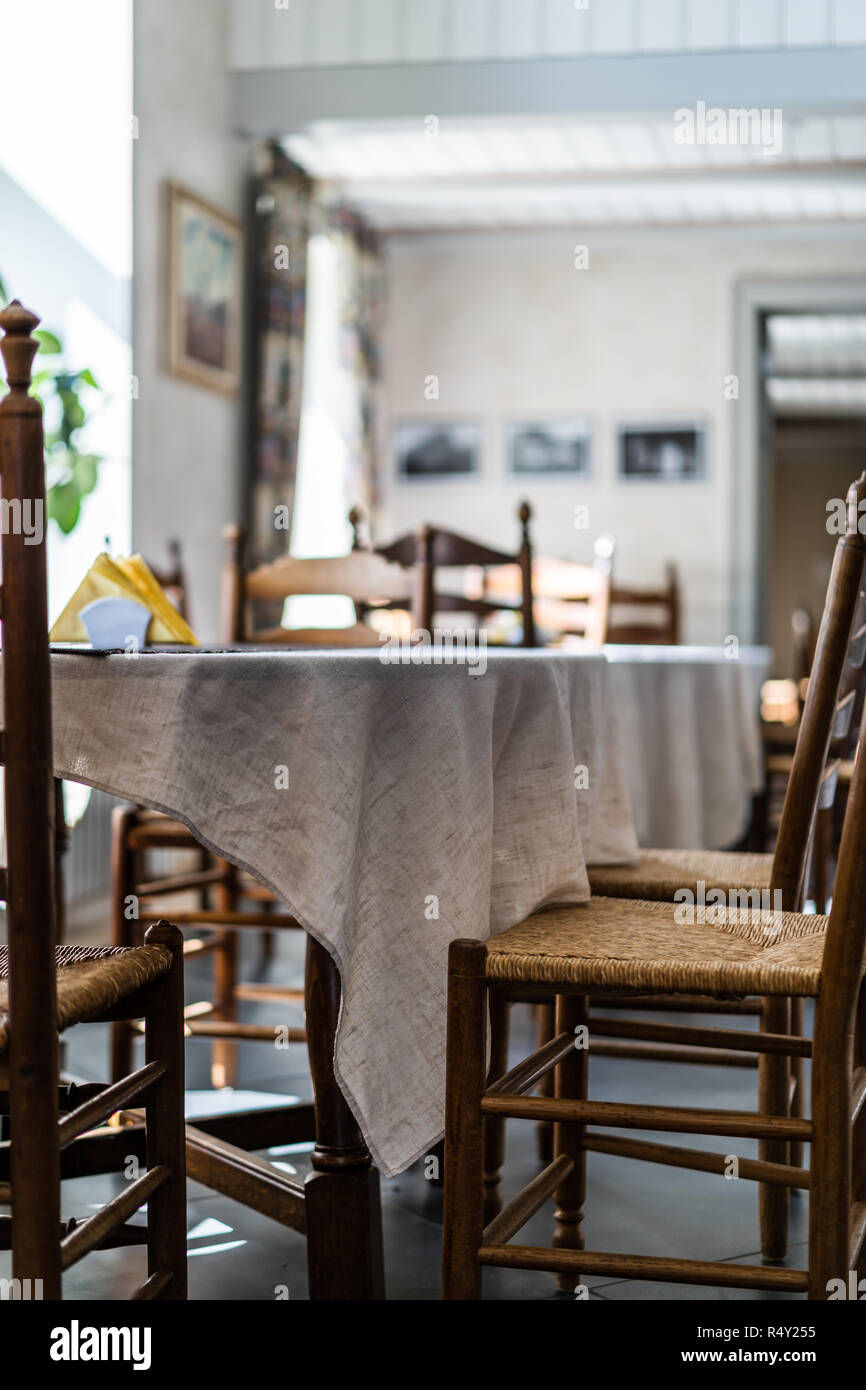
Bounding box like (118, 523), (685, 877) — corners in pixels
(491, 473), (866, 1261)
(443, 672), (866, 1297)
(373, 501), (537, 646)
(0, 301), (187, 1299)
(599, 553), (681, 646)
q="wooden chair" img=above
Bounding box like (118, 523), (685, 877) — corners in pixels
(526, 558), (610, 648)
(149, 538), (191, 625)
(111, 524), (414, 1089)
(597, 545), (681, 645)
(490, 473), (866, 1260)
(0, 301), (187, 1299)
(222, 522), (413, 646)
(369, 501), (536, 645)
(442, 779), (866, 1297)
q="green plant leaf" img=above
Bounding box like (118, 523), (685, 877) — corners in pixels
(47, 480), (82, 534)
(34, 329), (62, 355)
(77, 368), (99, 389)
(71, 453), (99, 495)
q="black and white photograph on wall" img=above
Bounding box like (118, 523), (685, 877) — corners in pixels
(393, 420), (482, 480)
(505, 419), (592, 476)
(617, 421), (707, 481)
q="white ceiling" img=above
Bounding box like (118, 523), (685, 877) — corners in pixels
(285, 113), (866, 231)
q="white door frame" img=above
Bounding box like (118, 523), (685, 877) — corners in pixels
(733, 276), (866, 643)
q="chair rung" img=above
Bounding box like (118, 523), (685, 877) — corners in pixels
(137, 867), (226, 897)
(591, 994), (763, 1015)
(233, 983), (305, 1004)
(481, 1093), (813, 1141)
(182, 938), (220, 957)
(184, 1020), (307, 1042)
(478, 1244), (810, 1292)
(132, 1270), (173, 1300)
(57, 1061), (168, 1149)
(850, 1200), (866, 1268)
(185, 1125), (306, 1233)
(590, 1016), (811, 1057)
(487, 1031), (574, 1098)
(165, 909), (301, 928)
(60, 1165), (169, 1270)
(483, 1155), (573, 1246)
(585, 1131), (810, 1189)
(591, 1039), (757, 1068)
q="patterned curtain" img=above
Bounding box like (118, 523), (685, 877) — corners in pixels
(247, 143), (312, 566)
(325, 201), (386, 525)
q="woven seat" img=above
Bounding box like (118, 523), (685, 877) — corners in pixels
(0, 943), (173, 1052)
(485, 896), (827, 997)
(587, 849), (773, 902)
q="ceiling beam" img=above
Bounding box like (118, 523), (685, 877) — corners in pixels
(234, 46), (866, 138)
(321, 162), (866, 192)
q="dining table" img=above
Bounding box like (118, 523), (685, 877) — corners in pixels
(38, 643), (639, 1296)
(604, 643), (772, 850)
(34, 638), (767, 1296)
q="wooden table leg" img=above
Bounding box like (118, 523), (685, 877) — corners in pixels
(304, 937), (385, 1300)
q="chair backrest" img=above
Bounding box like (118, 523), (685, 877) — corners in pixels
(148, 538), (190, 624)
(604, 562), (681, 645)
(771, 472), (866, 910)
(0, 302), (61, 1266)
(528, 557), (610, 648)
(373, 501), (537, 645)
(221, 522), (413, 646)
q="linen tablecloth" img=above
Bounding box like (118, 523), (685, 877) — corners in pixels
(604, 645), (771, 850)
(44, 648), (638, 1176)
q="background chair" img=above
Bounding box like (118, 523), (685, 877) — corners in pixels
(0, 301), (187, 1300)
(594, 537), (681, 645)
(367, 500), (536, 645)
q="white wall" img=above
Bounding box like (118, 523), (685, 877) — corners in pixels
(0, 0), (133, 625)
(379, 227), (866, 644)
(133, 0), (246, 641)
(230, 0), (866, 70)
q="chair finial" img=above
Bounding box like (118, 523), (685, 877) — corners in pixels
(0, 300), (41, 394)
(846, 471), (866, 536)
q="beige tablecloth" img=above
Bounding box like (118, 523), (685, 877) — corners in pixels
(604, 645), (771, 850)
(45, 648), (638, 1176)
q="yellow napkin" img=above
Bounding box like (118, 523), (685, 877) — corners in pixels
(50, 553), (198, 645)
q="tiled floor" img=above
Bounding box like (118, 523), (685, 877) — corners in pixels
(1, 914), (811, 1301)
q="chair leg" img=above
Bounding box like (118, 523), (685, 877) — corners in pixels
(535, 1001), (555, 1162)
(211, 860), (239, 1089)
(442, 940), (488, 1300)
(758, 996), (791, 1260)
(143, 923), (188, 1299)
(110, 805), (138, 1083)
(854, 981), (866, 1281)
(808, 998), (853, 1300)
(553, 992), (588, 1293)
(483, 988), (510, 1225)
(789, 996), (805, 1170)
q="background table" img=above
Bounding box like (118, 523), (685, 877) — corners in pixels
(46, 647), (638, 1178)
(603, 644), (771, 850)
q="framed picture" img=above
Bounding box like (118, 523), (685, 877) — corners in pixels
(506, 419), (592, 477)
(393, 420), (482, 481)
(167, 183), (243, 394)
(617, 420), (707, 481)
